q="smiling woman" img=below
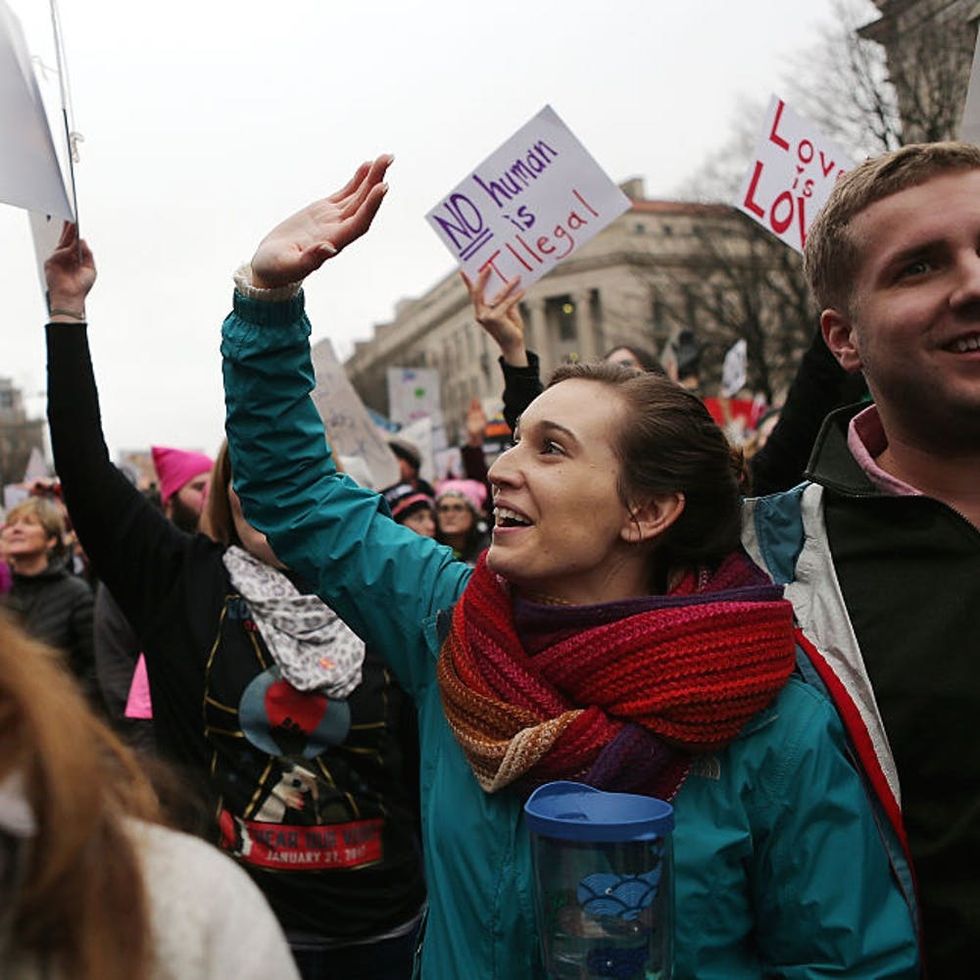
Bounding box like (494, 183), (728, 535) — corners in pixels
(487, 362), (741, 604)
(221, 168), (920, 978)
(0, 496), (95, 699)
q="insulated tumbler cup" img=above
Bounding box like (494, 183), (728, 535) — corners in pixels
(524, 781), (674, 980)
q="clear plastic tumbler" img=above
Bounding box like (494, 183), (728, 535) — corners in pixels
(524, 781), (674, 980)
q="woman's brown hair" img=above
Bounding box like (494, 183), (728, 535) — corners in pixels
(201, 437), (346, 548)
(199, 439), (238, 547)
(548, 361), (743, 581)
(0, 610), (160, 980)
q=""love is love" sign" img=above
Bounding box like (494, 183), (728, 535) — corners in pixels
(736, 96), (855, 254)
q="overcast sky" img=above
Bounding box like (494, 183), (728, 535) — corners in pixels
(0, 0), (865, 462)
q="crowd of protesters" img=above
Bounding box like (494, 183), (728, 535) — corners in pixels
(1, 139), (979, 978)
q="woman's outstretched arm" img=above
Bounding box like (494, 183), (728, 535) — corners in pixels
(222, 158), (471, 695)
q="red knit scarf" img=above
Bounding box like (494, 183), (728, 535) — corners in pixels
(437, 552), (796, 801)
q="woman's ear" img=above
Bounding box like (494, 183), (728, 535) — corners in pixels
(620, 492), (685, 545)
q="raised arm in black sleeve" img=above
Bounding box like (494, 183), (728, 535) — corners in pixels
(748, 327), (867, 497)
(45, 323), (198, 638)
(500, 350), (544, 433)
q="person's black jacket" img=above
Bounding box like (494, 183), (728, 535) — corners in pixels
(2, 557), (95, 696)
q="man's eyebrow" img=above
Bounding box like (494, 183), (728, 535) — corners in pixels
(879, 238), (944, 271)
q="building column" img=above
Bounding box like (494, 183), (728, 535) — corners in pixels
(572, 289), (598, 361)
(523, 296), (549, 374)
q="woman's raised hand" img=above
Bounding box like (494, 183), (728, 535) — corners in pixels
(250, 154), (392, 289)
(44, 222), (96, 320)
(462, 267), (528, 367)
(465, 397), (487, 448)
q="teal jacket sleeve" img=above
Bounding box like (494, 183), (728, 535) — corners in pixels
(752, 683), (919, 977)
(221, 290), (472, 696)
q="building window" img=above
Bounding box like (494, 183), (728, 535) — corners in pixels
(0, 390), (13, 409)
(547, 295), (577, 342)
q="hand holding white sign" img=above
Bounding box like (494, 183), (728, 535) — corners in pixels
(462, 267), (528, 367)
(736, 96), (855, 254)
(44, 221), (94, 318)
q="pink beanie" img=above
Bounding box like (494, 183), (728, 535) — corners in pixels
(436, 479), (487, 514)
(151, 445), (214, 503)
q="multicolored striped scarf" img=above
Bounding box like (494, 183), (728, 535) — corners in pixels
(438, 551), (796, 801)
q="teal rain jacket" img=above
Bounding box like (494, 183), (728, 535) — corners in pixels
(221, 291), (919, 979)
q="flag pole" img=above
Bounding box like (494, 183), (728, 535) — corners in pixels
(48, 0), (80, 252)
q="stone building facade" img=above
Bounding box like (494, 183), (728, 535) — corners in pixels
(345, 181), (808, 444)
(860, 0), (979, 142)
(0, 377), (46, 489)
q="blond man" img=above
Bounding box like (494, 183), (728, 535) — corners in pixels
(744, 142), (980, 974)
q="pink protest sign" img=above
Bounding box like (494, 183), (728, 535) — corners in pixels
(426, 105), (630, 291)
(736, 96), (855, 254)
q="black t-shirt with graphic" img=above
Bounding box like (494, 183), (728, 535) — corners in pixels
(47, 323), (424, 939)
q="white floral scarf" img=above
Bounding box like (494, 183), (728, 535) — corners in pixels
(222, 546), (365, 698)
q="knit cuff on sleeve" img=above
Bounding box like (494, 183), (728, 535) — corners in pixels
(232, 263), (303, 302)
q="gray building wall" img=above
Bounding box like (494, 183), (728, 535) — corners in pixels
(345, 186), (805, 444)
(0, 377), (46, 487)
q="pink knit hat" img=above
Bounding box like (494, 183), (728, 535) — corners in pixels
(435, 479), (487, 514)
(151, 446), (214, 503)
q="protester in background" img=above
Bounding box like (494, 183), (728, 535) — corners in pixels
(744, 141), (980, 974)
(94, 481), (172, 754)
(382, 482), (437, 538)
(94, 576), (156, 754)
(458, 397), (494, 505)
(151, 445), (213, 534)
(94, 448), (211, 741)
(386, 436), (435, 497)
(0, 610), (299, 980)
(0, 495), (95, 700)
(463, 267), (866, 496)
(434, 479), (488, 565)
(42, 222), (426, 980)
(221, 160), (919, 978)
(603, 342), (664, 374)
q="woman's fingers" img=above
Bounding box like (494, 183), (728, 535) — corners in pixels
(488, 276), (521, 308)
(337, 155), (394, 218)
(56, 220), (75, 249)
(500, 287), (525, 314)
(331, 181), (389, 252)
(463, 266), (495, 312)
(327, 161), (371, 204)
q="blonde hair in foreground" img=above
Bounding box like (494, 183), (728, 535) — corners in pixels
(0, 610), (160, 980)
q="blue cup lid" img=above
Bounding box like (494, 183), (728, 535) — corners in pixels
(524, 781), (674, 842)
